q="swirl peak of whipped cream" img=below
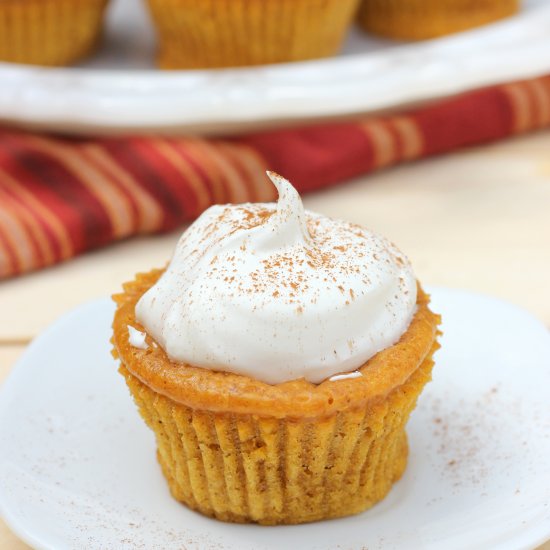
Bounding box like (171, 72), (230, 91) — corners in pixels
(135, 172), (417, 384)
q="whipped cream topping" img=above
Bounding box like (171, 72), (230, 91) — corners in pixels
(127, 325), (148, 350)
(329, 371), (363, 382)
(135, 172), (417, 384)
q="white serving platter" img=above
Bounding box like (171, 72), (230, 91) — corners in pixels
(0, 287), (549, 549)
(1, 0), (550, 134)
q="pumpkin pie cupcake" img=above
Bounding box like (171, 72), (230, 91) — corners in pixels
(357, 0), (519, 40)
(145, 0), (361, 69)
(112, 172), (441, 525)
(0, 0), (109, 66)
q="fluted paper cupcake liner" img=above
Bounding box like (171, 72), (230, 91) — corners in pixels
(357, 0), (519, 40)
(0, 0), (109, 66)
(119, 345), (435, 525)
(145, 0), (361, 69)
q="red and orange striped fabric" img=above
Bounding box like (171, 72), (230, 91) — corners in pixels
(1, 74), (549, 279)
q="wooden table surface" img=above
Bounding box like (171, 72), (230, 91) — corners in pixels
(1, 131), (549, 549)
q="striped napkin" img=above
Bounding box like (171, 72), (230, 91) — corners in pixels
(0, 74), (549, 279)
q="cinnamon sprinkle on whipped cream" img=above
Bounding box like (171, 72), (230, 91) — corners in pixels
(135, 172), (417, 384)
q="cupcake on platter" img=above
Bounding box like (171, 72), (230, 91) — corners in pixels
(356, 0), (519, 40)
(0, 0), (110, 66)
(145, 0), (361, 69)
(112, 172), (441, 525)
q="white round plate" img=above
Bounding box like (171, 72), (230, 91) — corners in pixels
(0, 287), (549, 550)
(1, 0), (550, 133)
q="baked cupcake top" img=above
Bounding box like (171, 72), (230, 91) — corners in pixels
(135, 172), (416, 384)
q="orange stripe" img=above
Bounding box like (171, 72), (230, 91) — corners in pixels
(502, 82), (533, 133)
(193, 140), (251, 203)
(525, 78), (550, 128)
(0, 220), (15, 277)
(0, 200), (35, 273)
(390, 116), (424, 160)
(215, 142), (273, 202)
(151, 138), (212, 217)
(178, 139), (229, 204)
(360, 119), (397, 168)
(233, 145), (273, 201)
(80, 145), (164, 233)
(0, 184), (54, 267)
(0, 165), (73, 260)
(26, 136), (135, 238)
(212, 141), (259, 202)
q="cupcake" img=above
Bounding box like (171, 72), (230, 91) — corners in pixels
(112, 172), (441, 525)
(356, 0), (519, 40)
(145, 0), (361, 69)
(0, 0), (109, 66)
